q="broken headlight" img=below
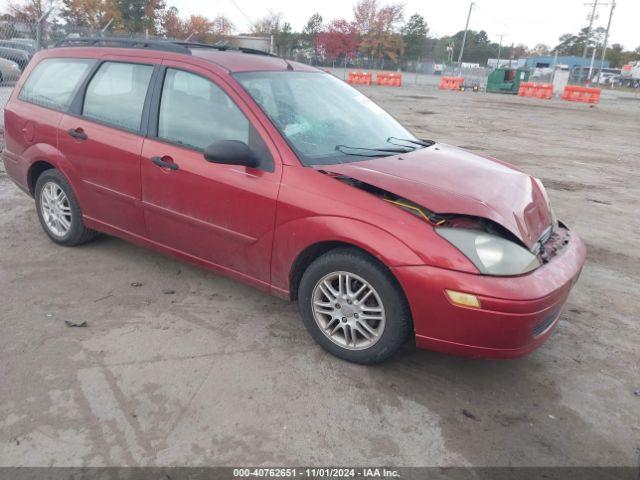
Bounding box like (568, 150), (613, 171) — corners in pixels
(436, 228), (541, 276)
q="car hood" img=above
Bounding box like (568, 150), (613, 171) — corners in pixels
(319, 143), (553, 249)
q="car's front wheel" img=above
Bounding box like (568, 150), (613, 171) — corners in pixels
(35, 169), (95, 246)
(298, 248), (412, 364)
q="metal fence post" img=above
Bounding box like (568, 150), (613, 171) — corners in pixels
(35, 20), (41, 50)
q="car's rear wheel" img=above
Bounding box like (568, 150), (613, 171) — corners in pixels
(35, 169), (95, 246)
(298, 248), (412, 364)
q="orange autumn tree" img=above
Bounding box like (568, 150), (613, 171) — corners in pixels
(59, 0), (122, 29)
(353, 0), (404, 68)
(160, 8), (234, 43)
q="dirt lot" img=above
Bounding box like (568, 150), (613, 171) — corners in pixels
(0, 83), (639, 467)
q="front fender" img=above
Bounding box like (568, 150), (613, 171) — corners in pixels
(270, 215), (424, 294)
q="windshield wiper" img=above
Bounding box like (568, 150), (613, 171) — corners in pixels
(387, 137), (435, 148)
(335, 144), (413, 157)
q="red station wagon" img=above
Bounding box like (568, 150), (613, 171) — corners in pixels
(3, 38), (586, 364)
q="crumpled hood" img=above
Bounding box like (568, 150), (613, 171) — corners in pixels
(320, 143), (553, 249)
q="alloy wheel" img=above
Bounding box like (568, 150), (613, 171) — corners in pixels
(40, 181), (72, 237)
(311, 271), (386, 350)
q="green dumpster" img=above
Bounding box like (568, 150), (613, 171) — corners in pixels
(487, 67), (530, 94)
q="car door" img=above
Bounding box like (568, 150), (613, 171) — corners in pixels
(58, 58), (157, 236)
(140, 62), (282, 285)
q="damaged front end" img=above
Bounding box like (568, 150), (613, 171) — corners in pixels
(321, 170), (570, 277)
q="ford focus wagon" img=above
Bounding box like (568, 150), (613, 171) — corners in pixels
(2, 38), (586, 364)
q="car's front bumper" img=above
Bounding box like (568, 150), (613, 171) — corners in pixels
(392, 228), (586, 359)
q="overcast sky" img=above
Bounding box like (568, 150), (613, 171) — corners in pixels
(0, 0), (637, 50)
(169, 0), (639, 50)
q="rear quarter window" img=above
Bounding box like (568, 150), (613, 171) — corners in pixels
(19, 58), (95, 111)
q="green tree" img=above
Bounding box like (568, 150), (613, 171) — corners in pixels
(115, 0), (165, 34)
(554, 27), (605, 56)
(402, 13), (428, 61)
(275, 21), (299, 57)
(447, 29), (504, 65)
(302, 12), (323, 59)
(302, 13), (322, 39)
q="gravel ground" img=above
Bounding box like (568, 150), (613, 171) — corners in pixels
(0, 82), (639, 467)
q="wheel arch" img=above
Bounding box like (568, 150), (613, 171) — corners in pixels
(288, 239), (412, 302)
(289, 240), (356, 301)
(272, 216), (424, 301)
(28, 160), (56, 195)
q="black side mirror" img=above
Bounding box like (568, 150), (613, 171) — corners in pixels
(203, 140), (259, 168)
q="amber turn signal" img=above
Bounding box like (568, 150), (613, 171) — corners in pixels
(445, 289), (481, 308)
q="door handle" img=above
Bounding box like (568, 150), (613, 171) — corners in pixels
(67, 128), (88, 141)
(151, 156), (179, 171)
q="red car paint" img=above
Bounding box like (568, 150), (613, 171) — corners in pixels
(320, 144), (553, 250)
(3, 46), (586, 359)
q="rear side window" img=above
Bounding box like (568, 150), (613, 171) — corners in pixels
(19, 58), (95, 111)
(83, 62), (153, 131)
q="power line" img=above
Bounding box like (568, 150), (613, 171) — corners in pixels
(473, 4), (509, 29)
(227, 0), (255, 31)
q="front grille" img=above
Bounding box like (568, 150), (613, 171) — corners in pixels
(533, 310), (561, 337)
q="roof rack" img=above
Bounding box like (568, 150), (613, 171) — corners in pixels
(171, 41), (229, 51)
(55, 37), (279, 58)
(55, 37), (191, 54)
(171, 41), (278, 57)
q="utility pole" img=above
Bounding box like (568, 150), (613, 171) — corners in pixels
(597, 0), (615, 85)
(100, 18), (114, 37)
(579, 0), (599, 84)
(457, 1), (475, 69)
(588, 42), (598, 83)
(496, 34), (506, 66)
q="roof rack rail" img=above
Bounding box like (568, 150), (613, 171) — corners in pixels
(172, 41), (278, 57)
(54, 36), (280, 58)
(237, 47), (278, 57)
(54, 37), (191, 54)
(171, 41), (229, 51)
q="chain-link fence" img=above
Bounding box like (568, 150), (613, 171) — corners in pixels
(0, 20), (113, 127)
(442, 66), (493, 88)
(0, 21), (36, 128)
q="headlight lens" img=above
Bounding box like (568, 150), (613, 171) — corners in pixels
(436, 228), (541, 276)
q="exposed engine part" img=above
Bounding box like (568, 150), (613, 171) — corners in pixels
(319, 171), (446, 225)
(382, 197), (446, 225)
(536, 223), (571, 264)
(320, 169), (567, 263)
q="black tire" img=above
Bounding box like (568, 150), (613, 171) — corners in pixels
(34, 169), (96, 246)
(298, 247), (412, 364)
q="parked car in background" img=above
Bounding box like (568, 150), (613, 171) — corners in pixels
(591, 72), (619, 86)
(0, 57), (22, 83)
(9, 38), (37, 48)
(2, 39), (586, 364)
(0, 46), (31, 70)
(0, 40), (36, 56)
